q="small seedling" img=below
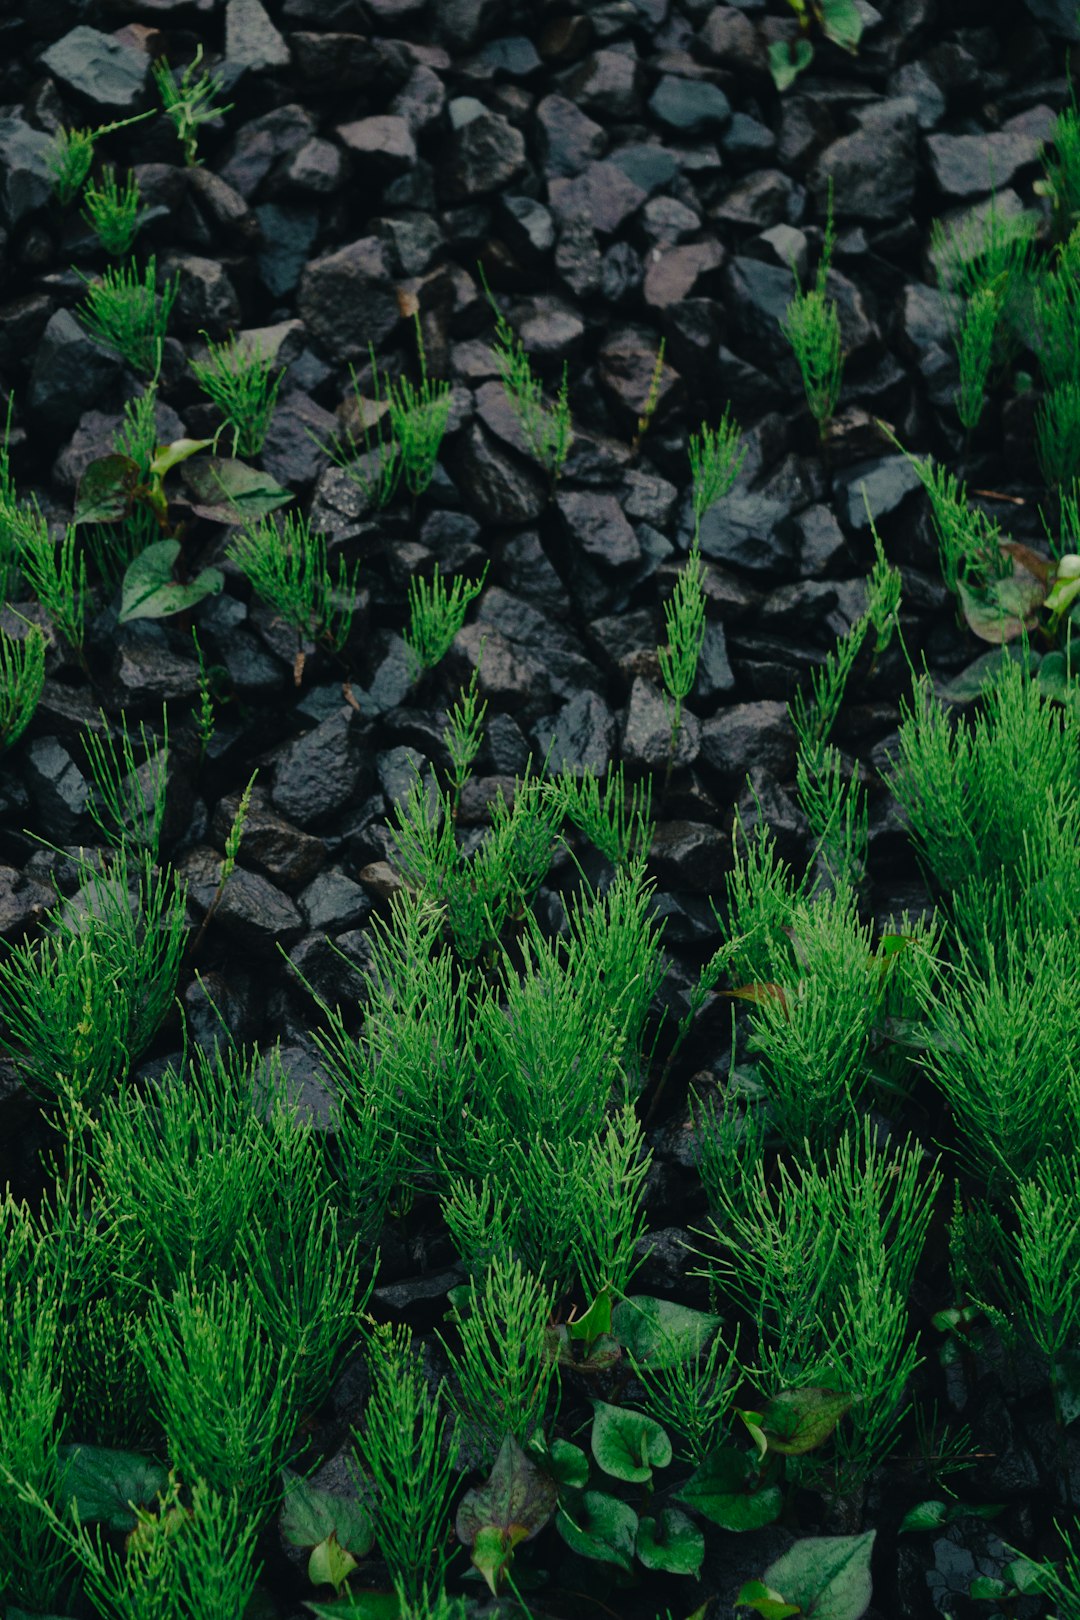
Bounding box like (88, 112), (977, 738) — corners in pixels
(0, 620), (46, 753)
(189, 769), (257, 956)
(82, 706), (169, 857)
(15, 511), (88, 670)
(81, 166), (143, 258)
(657, 540), (707, 787)
(768, 0), (863, 90)
(189, 330), (285, 458)
(481, 267), (573, 484)
(152, 43), (235, 167)
(1036, 74), (1080, 239)
(780, 178), (844, 443)
(443, 662), (488, 818)
(404, 562), (489, 679)
(46, 112), (154, 206)
(75, 255), (180, 376)
(227, 511), (358, 679)
(632, 337), (667, 454)
(688, 406), (747, 544)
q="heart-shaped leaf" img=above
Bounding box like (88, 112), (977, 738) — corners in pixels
(74, 455), (143, 526)
(119, 541), (224, 623)
(754, 1532), (876, 1620)
(958, 571), (1044, 644)
(767, 38), (814, 91)
(675, 1447), (782, 1531)
(57, 1445), (168, 1532)
(456, 1435), (557, 1593)
(820, 0), (863, 51)
(612, 1295), (723, 1368)
(590, 1400), (672, 1484)
(635, 1509), (705, 1577)
(305, 1595), (399, 1619)
(555, 1491), (638, 1571)
(178, 456), (293, 525)
(307, 1533), (358, 1594)
(756, 1388), (855, 1456)
(280, 1468), (373, 1558)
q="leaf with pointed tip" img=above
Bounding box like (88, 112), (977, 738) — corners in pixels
(455, 1434), (557, 1561)
(57, 1445), (167, 1532)
(74, 455), (142, 525)
(757, 1532), (876, 1620)
(819, 0), (863, 51)
(635, 1509), (704, 1577)
(957, 572), (1044, 644)
(280, 1468), (373, 1557)
(178, 456), (294, 525)
(555, 1491), (638, 1571)
(756, 1388), (854, 1456)
(307, 1533), (358, 1593)
(119, 541), (224, 622)
(612, 1295), (723, 1368)
(675, 1447), (782, 1531)
(590, 1399), (672, 1484)
(567, 1288), (613, 1347)
(736, 1580), (802, 1619)
(149, 436), (216, 479)
(767, 38), (813, 91)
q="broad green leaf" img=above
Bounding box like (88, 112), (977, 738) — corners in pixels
(736, 1581), (801, 1620)
(767, 37), (813, 91)
(546, 1439), (590, 1489)
(308, 1533), (358, 1593)
(635, 1509), (704, 1577)
(545, 1324), (621, 1372)
(900, 1498), (1003, 1534)
(280, 1469), (373, 1557)
(305, 1595), (399, 1619)
(470, 1522), (528, 1598)
(612, 1295), (724, 1368)
(819, 0), (863, 50)
(149, 435), (216, 479)
(567, 1288), (613, 1347)
(969, 1577), (1007, 1600)
(675, 1447), (782, 1532)
(179, 456), (293, 525)
(1037, 650), (1080, 707)
(455, 1435), (557, 1552)
(57, 1445), (167, 1532)
(1005, 1554), (1055, 1595)
(758, 1532), (876, 1620)
(555, 1491), (638, 1571)
(73, 454), (142, 525)
(119, 540), (224, 623)
(590, 1399), (672, 1483)
(957, 573), (1044, 644)
(756, 1388), (854, 1456)
(939, 642), (1039, 703)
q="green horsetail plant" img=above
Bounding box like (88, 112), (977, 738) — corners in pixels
(1032, 225), (1080, 399)
(190, 769), (257, 955)
(81, 165), (143, 257)
(189, 329), (285, 458)
(954, 282), (1002, 440)
(227, 512), (359, 679)
(632, 336), (667, 453)
(0, 851), (187, 1106)
(386, 314), (454, 499)
(1011, 1151), (1080, 1422)
(930, 187), (1038, 362)
(46, 111), (155, 206)
(152, 43), (235, 166)
(0, 1285), (71, 1612)
(438, 1253), (558, 1460)
(1037, 378), (1080, 490)
(0, 619), (46, 753)
(82, 706), (169, 856)
(442, 663), (487, 817)
(15, 509), (88, 668)
(780, 177), (844, 442)
(625, 1314), (741, 1465)
(191, 627), (216, 759)
(76, 255), (180, 376)
(688, 405), (747, 544)
(552, 760), (654, 867)
(8, 1471), (260, 1620)
(877, 421), (1011, 599)
(139, 1272), (299, 1516)
(1037, 76), (1080, 239)
(351, 1322), (461, 1605)
(657, 540), (707, 784)
(697, 1120), (941, 1491)
(481, 266), (573, 484)
(916, 919), (1080, 1195)
(405, 562), (489, 679)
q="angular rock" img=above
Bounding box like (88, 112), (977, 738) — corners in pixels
(698, 493), (794, 574)
(212, 785), (326, 892)
(256, 203), (318, 296)
(27, 309), (124, 432)
(649, 820), (726, 889)
(441, 101), (527, 199)
(532, 689), (615, 775)
(548, 161), (647, 234)
(188, 167), (261, 245)
(711, 169), (791, 228)
(179, 847), (304, 950)
(833, 454), (924, 530)
(926, 126), (1048, 199)
(536, 94), (607, 178)
(812, 97), (918, 221)
(225, 0), (291, 72)
(299, 868), (370, 931)
(498, 194), (556, 260)
(0, 118), (54, 228)
(452, 422), (548, 525)
(336, 115), (417, 179)
(297, 236), (400, 360)
(392, 66), (447, 135)
(700, 701), (794, 781)
(562, 49), (641, 119)
(557, 490), (642, 574)
(621, 676), (700, 771)
(271, 708), (367, 827)
(161, 252), (241, 334)
(0, 866), (57, 941)
(218, 104), (315, 199)
(649, 76), (731, 134)
(643, 240), (724, 307)
(41, 26), (148, 111)
(23, 738), (90, 843)
(449, 622), (549, 710)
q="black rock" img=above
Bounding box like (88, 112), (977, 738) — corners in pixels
(297, 236), (401, 360)
(620, 675), (700, 770)
(700, 700), (793, 782)
(535, 93), (607, 178)
(22, 738), (89, 843)
(211, 786), (327, 893)
(271, 708), (369, 828)
(440, 99), (527, 200)
(697, 492), (794, 574)
(532, 689), (616, 775)
(26, 309), (124, 431)
(224, 0), (291, 74)
(811, 97), (918, 221)
(40, 26), (148, 111)
(0, 116), (53, 228)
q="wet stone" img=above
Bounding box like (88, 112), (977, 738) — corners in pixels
(23, 738), (89, 843)
(440, 103), (527, 200)
(649, 75), (732, 134)
(649, 820), (727, 889)
(535, 93), (607, 178)
(699, 700), (794, 782)
(556, 489), (642, 574)
(0, 867), (57, 941)
(299, 868), (370, 932)
(297, 236), (400, 360)
(621, 676), (700, 770)
(27, 309), (124, 431)
(211, 786), (326, 893)
(532, 689), (616, 775)
(697, 492), (794, 574)
(0, 118), (54, 228)
(271, 708), (367, 827)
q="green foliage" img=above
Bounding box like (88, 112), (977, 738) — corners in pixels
(351, 1323), (460, 1604)
(0, 851), (187, 1105)
(14, 507), (88, 661)
(1037, 77), (1080, 238)
(0, 1285), (71, 1611)
(81, 165), (143, 257)
(1037, 377), (1080, 489)
(930, 190), (1038, 356)
(767, 0), (862, 89)
(482, 268), (573, 483)
(439, 1254), (558, 1457)
(552, 760), (654, 867)
(779, 178), (844, 439)
(189, 330), (285, 458)
(633, 337), (667, 452)
(139, 1272), (298, 1516)
(1011, 1152), (1080, 1378)
(1032, 223), (1080, 393)
(954, 282), (1001, 434)
(82, 706), (169, 856)
(227, 510), (359, 664)
(738, 1532), (876, 1620)
(658, 540), (707, 761)
(404, 562), (489, 678)
(310, 318), (452, 507)
(0, 619), (46, 753)
(442, 666), (487, 815)
(152, 43), (234, 166)
(76, 255), (181, 375)
(688, 406), (746, 542)
(46, 112), (154, 206)
(84, 358), (166, 583)
(625, 1312), (740, 1464)
(698, 1121), (940, 1488)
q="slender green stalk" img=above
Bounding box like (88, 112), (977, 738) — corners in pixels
(152, 43), (234, 166)
(780, 176), (844, 442)
(0, 619), (46, 753)
(189, 330), (285, 457)
(81, 166), (143, 257)
(404, 562), (488, 678)
(76, 255), (180, 376)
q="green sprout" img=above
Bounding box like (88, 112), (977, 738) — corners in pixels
(227, 512), (359, 680)
(75, 255), (181, 376)
(0, 620), (46, 754)
(688, 405), (746, 544)
(657, 539), (707, 784)
(404, 562), (489, 679)
(81, 165), (143, 257)
(152, 43), (235, 167)
(46, 111), (154, 206)
(188, 330), (285, 458)
(481, 267), (573, 484)
(780, 176), (844, 442)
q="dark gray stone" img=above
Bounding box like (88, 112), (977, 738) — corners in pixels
(297, 236), (400, 360)
(812, 97), (918, 221)
(643, 240), (724, 308)
(161, 253), (241, 335)
(697, 493), (794, 574)
(561, 49), (641, 119)
(255, 203), (318, 296)
(453, 422), (548, 525)
(41, 26), (148, 111)
(621, 676), (699, 770)
(336, 115), (417, 179)
(23, 738), (90, 842)
(278, 137), (346, 195)
(649, 820), (726, 889)
(699, 701), (793, 781)
(449, 623), (549, 710)
(219, 105), (315, 199)
(556, 490), (642, 574)
(926, 126), (1049, 200)
(548, 161), (647, 235)
(441, 102), (527, 200)
(260, 390), (339, 489)
(697, 620), (736, 699)
(536, 94), (607, 178)
(555, 215), (603, 298)
(391, 65), (446, 136)
(532, 689), (615, 776)
(1021, 0), (1080, 36)
(0, 866), (58, 941)
(27, 309), (124, 432)
(211, 785), (326, 893)
(499, 194), (555, 259)
(225, 0), (291, 72)
(608, 142), (679, 195)
(299, 868), (370, 931)
(711, 169), (791, 228)
(0, 118), (54, 228)
(649, 75), (731, 134)
(833, 455), (923, 531)
(272, 708), (367, 827)
(791, 503), (849, 577)
(188, 167), (261, 245)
